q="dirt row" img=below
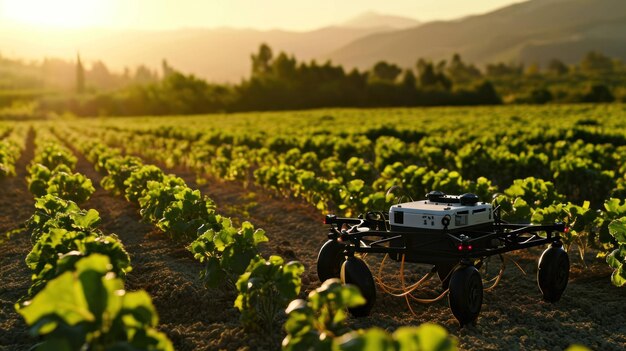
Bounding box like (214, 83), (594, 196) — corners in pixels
(0, 130), (35, 351)
(2, 131), (626, 350)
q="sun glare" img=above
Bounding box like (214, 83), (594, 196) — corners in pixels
(1, 0), (107, 28)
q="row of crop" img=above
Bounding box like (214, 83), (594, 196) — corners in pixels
(58, 128), (311, 343)
(72, 113), (626, 207)
(63, 122), (626, 287)
(55, 126), (464, 349)
(0, 123), (13, 139)
(15, 131), (174, 350)
(68, 120), (625, 212)
(0, 124), (27, 177)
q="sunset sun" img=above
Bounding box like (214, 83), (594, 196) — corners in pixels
(1, 0), (107, 28)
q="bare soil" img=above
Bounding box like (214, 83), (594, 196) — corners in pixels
(2, 137), (626, 350)
(0, 129), (35, 351)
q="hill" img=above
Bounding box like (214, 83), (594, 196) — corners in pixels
(328, 0), (626, 69)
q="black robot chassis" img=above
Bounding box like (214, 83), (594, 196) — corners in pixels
(316, 191), (569, 326)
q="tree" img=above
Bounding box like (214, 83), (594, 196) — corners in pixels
(416, 59), (451, 90)
(447, 53), (482, 84)
(580, 51), (613, 74)
(371, 61), (402, 83)
(401, 69), (417, 89)
(271, 52), (297, 80)
(161, 59), (175, 79)
(529, 88), (553, 104)
(582, 84), (614, 103)
(134, 65), (158, 84)
(485, 62), (523, 77)
(525, 62), (540, 76)
(251, 43), (273, 77)
(474, 80), (501, 104)
(76, 53), (85, 94)
(89, 61), (116, 90)
(400, 69), (418, 105)
(547, 59), (568, 75)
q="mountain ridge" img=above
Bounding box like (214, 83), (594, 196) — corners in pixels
(328, 0), (626, 69)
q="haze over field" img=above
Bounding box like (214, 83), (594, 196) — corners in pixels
(1, 0), (624, 82)
(0, 0), (513, 31)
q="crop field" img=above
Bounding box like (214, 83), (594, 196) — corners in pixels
(2, 104), (626, 350)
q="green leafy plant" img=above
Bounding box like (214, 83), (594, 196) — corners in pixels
(27, 163), (94, 203)
(100, 155), (142, 194)
(493, 195), (532, 223)
(138, 175), (186, 223)
(282, 279), (365, 351)
(188, 219), (268, 287)
(27, 163), (54, 196)
(503, 177), (564, 208)
(0, 139), (21, 177)
(24, 228), (131, 299)
(124, 164), (165, 203)
(27, 195), (101, 244)
(531, 201), (597, 263)
(606, 218), (626, 287)
(235, 255), (304, 334)
(158, 187), (221, 242)
(46, 170), (95, 204)
(31, 142), (77, 170)
(334, 324), (457, 351)
(597, 198), (626, 246)
(17, 254), (173, 351)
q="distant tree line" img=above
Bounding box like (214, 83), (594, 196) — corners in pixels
(2, 45), (626, 117)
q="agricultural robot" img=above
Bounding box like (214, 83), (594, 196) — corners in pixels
(317, 191), (569, 326)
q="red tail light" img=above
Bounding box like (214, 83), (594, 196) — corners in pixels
(458, 244), (473, 251)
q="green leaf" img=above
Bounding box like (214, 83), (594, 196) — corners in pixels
(606, 249), (623, 269)
(611, 264), (626, 287)
(121, 290), (159, 326)
(565, 345), (591, 351)
(334, 328), (395, 351)
(31, 338), (74, 351)
(394, 324), (456, 351)
(347, 179), (364, 193)
(19, 263), (96, 329)
(504, 184), (524, 198)
(202, 256), (225, 287)
(608, 217), (626, 244)
(71, 209), (101, 230)
(252, 228), (268, 245)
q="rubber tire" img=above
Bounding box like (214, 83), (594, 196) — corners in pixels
(341, 257), (376, 317)
(317, 240), (346, 283)
(448, 265), (483, 326)
(537, 246), (569, 303)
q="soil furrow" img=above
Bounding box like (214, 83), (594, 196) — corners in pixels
(70, 145), (273, 350)
(0, 128), (36, 351)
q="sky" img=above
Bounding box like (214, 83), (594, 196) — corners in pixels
(0, 0), (526, 31)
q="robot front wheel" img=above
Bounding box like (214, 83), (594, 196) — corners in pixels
(340, 256), (376, 317)
(448, 265), (483, 326)
(316, 239), (346, 282)
(537, 245), (569, 302)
